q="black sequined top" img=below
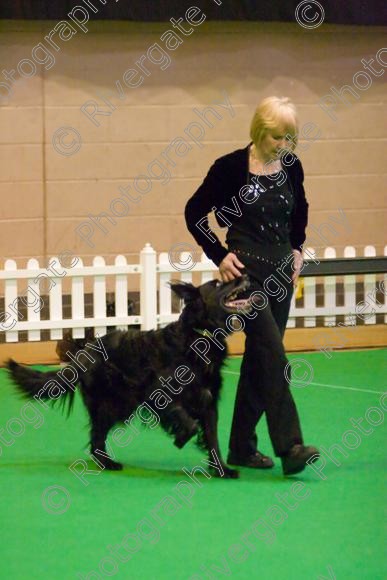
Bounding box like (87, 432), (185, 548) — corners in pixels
(226, 172), (294, 264)
(185, 144), (309, 267)
(227, 172), (293, 244)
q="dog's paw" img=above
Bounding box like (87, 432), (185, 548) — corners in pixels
(212, 466), (240, 479)
(174, 421), (199, 449)
(101, 459), (123, 471)
(222, 466), (240, 479)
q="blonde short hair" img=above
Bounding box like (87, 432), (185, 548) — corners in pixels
(250, 97), (299, 150)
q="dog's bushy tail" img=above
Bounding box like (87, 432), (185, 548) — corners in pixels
(6, 359), (76, 416)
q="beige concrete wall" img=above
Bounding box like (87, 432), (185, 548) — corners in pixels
(0, 20), (386, 269)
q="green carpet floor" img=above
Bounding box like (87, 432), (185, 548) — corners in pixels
(0, 349), (386, 579)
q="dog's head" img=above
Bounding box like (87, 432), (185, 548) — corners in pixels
(170, 274), (252, 331)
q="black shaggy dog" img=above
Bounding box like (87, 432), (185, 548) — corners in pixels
(7, 275), (251, 479)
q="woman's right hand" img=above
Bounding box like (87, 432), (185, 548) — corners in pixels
(219, 252), (245, 282)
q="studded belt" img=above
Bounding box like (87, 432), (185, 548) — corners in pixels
(231, 247), (293, 267)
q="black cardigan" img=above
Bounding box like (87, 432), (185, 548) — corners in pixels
(184, 144), (309, 266)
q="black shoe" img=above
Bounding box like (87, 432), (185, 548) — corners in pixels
(282, 444), (320, 476)
(227, 450), (274, 469)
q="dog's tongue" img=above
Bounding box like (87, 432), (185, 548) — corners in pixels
(225, 298), (251, 308)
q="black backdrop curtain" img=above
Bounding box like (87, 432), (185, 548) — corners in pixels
(0, 0), (386, 26)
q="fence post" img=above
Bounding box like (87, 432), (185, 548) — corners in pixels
(49, 256), (63, 340)
(304, 247), (316, 327)
(115, 255), (129, 331)
(4, 259), (18, 343)
(200, 252), (215, 284)
(93, 256), (107, 337)
(324, 247), (336, 327)
(343, 246), (356, 326)
(27, 258), (41, 342)
(140, 243), (157, 330)
(159, 252), (172, 325)
(72, 258), (85, 339)
(363, 246), (376, 325)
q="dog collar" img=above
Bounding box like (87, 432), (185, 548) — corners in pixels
(193, 328), (213, 338)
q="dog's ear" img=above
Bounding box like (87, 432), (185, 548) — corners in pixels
(169, 281), (200, 303)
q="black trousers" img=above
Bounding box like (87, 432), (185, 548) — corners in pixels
(228, 276), (304, 458)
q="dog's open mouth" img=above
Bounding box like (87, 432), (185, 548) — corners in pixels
(221, 275), (252, 313)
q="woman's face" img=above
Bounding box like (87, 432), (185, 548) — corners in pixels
(257, 127), (293, 162)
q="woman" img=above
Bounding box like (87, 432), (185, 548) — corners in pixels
(185, 96), (319, 476)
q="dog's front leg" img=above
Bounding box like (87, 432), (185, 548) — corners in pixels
(161, 405), (199, 449)
(90, 414), (123, 471)
(201, 406), (239, 479)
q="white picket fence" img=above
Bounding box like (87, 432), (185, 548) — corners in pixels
(0, 244), (386, 344)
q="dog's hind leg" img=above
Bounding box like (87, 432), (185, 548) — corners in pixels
(89, 411), (123, 471)
(200, 406), (239, 479)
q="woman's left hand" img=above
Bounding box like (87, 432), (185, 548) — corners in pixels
(292, 249), (303, 287)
